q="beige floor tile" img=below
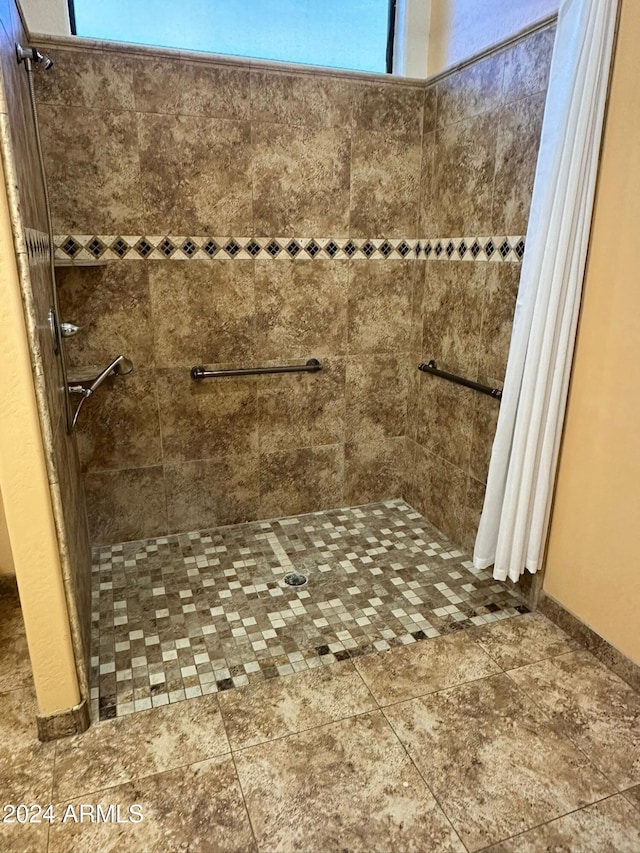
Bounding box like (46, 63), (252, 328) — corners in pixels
(48, 755), (255, 853)
(623, 783), (640, 812)
(218, 659), (376, 749)
(0, 686), (55, 803)
(472, 612), (578, 670)
(0, 630), (33, 695)
(0, 816), (49, 853)
(234, 710), (465, 853)
(53, 695), (228, 801)
(354, 630), (500, 705)
(508, 651), (640, 790)
(385, 673), (613, 852)
(483, 795), (640, 853)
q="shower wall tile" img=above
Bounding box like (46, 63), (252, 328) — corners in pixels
(421, 262), (485, 377)
(492, 92), (547, 235)
(38, 104), (142, 233)
(502, 26), (556, 101)
(349, 131), (421, 238)
(257, 357), (346, 453)
(33, 47), (136, 110)
(478, 263), (521, 383)
(75, 369), (162, 472)
(36, 25), (553, 546)
(157, 370), (258, 464)
(134, 58), (251, 120)
(347, 261), (414, 354)
(419, 130), (437, 236)
(344, 438), (408, 506)
(415, 377), (475, 472)
(56, 263), (154, 370)
(250, 70), (352, 128)
(84, 466), (167, 544)
(411, 445), (467, 543)
(138, 114), (252, 235)
(352, 81), (424, 140)
(436, 51), (505, 128)
(258, 445), (344, 519)
(164, 457), (259, 533)
(255, 260), (348, 359)
(424, 86), (437, 134)
(148, 260), (255, 367)
(345, 354), (408, 443)
(251, 123), (351, 236)
(431, 113), (498, 236)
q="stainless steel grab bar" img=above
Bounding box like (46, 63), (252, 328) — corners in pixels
(191, 359), (322, 381)
(418, 360), (502, 399)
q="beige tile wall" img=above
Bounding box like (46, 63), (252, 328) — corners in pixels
(407, 26), (555, 550)
(35, 25), (554, 546)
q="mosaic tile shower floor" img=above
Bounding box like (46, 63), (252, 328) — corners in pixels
(91, 499), (528, 721)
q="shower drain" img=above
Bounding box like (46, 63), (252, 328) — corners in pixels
(283, 572), (308, 587)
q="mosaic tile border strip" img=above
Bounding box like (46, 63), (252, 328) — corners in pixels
(55, 234), (526, 264)
(90, 499), (528, 721)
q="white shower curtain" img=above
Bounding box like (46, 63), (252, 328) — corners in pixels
(473, 0), (619, 582)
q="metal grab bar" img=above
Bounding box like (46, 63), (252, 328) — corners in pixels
(191, 358), (322, 381)
(418, 360), (502, 400)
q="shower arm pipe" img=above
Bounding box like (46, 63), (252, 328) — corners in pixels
(191, 359), (322, 381)
(418, 360), (503, 400)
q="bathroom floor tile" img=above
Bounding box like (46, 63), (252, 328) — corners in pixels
(384, 673), (613, 851)
(218, 658), (376, 749)
(48, 755), (256, 853)
(482, 795), (640, 853)
(91, 499), (526, 722)
(0, 686), (55, 804)
(471, 611), (579, 669)
(353, 629), (500, 706)
(624, 783), (640, 811)
(233, 710), (465, 853)
(508, 650), (640, 790)
(53, 695), (228, 801)
(0, 816), (49, 853)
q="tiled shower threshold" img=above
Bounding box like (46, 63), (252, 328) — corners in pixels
(91, 499), (528, 721)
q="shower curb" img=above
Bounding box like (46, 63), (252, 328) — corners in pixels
(36, 697), (90, 742)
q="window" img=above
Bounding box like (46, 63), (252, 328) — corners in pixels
(69, 0), (395, 74)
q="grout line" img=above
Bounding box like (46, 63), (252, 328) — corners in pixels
(472, 793), (623, 852)
(380, 702), (470, 853)
(502, 668), (622, 794)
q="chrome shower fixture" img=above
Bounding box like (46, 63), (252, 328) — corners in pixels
(68, 356), (134, 431)
(15, 44), (54, 69)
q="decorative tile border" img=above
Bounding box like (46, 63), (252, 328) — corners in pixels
(54, 234), (526, 263)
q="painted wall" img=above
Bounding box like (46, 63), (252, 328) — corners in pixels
(0, 490), (15, 574)
(428, 0), (559, 76)
(543, 0), (640, 666)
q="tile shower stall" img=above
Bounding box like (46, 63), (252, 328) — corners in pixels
(2, 3), (555, 724)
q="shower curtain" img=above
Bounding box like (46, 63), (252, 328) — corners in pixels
(473, 0), (619, 582)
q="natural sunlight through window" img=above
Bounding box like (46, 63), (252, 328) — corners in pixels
(69, 0), (395, 73)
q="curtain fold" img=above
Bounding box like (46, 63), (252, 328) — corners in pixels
(473, 0), (619, 582)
